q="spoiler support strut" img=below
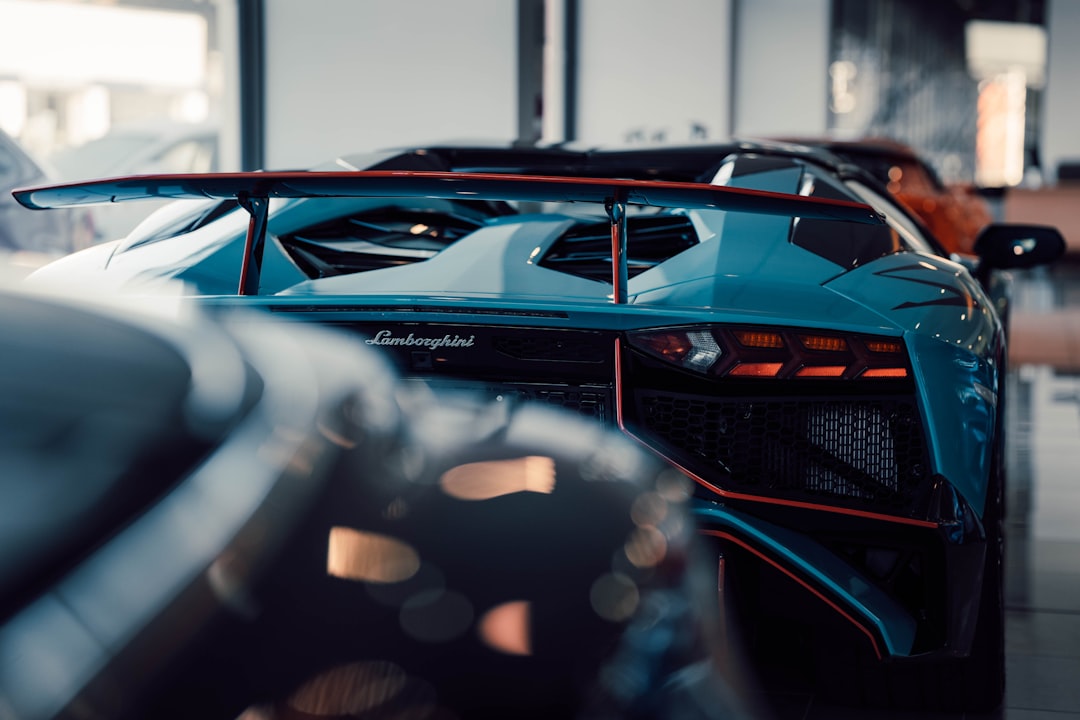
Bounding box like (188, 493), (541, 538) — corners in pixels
(237, 194), (269, 296)
(605, 191), (629, 304)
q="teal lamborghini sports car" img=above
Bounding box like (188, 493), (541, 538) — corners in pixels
(14, 143), (1065, 712)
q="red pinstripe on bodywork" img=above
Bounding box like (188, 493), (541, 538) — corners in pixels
(700, 529), (884, 660)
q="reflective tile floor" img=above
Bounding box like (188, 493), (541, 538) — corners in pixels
(754, 262), (1080, 719)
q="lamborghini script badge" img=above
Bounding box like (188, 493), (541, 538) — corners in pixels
(365, 330), (476, 350)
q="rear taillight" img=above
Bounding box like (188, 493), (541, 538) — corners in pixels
(627, 325), (909, 380)
(633, 330), (721, 373)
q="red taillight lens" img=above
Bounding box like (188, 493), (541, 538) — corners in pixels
(635, 333), (694, 363)
(861, 367), (908, 378)
(795, 365), (847, 378)
(799, 335), (848, 352)
(733, 330), (784, 348)
(865, 339), (904, 354)
(628, 326), (909, 380)
(730, 362), (784, 377)
(630, 329), (722, 372)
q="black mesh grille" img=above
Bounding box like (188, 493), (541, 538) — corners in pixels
(635, 390), (928, 513)
(526, 388), (609, 420)
(424, 380), (611, 424)
(493, 336), (608, 363)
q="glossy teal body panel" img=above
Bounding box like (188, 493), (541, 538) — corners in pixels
(282, 209), (903, 335)
(285, 215), (611, 300)
(904, 332), (999, 515)
(824, 252), (1003, 515)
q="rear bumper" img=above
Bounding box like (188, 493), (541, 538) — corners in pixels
(691, 498), (986, 662)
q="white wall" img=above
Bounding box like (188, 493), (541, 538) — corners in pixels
(213, 0), (241, 171)
(263, 0), (517, 169)
(575, 0), (732, 145)
(262, 0), (835, 163)
(732, 0), (829, 138)
(1041, 0), (1080, 184)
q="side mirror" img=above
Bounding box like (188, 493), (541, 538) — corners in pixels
(973, 223), (1066, 272)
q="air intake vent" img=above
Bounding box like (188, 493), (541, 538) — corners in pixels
(541, 214), (698, 282)
(633, 390), (929, 515)
(422, 379), (612, 424)
(493, 336), (608, 362)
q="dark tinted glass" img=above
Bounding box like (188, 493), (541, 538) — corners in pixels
(714, 154), (900, 269)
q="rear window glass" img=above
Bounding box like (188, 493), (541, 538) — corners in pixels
(710, 153), (902, 269)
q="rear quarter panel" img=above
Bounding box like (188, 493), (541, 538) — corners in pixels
(825, 252), (1003, 516)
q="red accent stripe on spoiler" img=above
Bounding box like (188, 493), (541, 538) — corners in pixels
(12, 170), (884, 224)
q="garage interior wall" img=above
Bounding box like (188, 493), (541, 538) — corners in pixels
(573, 0), (733, 145)
(732, 0), (830, 137)
(1042, 0), (1080, 183)
(259, 0), (1052, 169)
(261, 0), (517, 169)
(258, 0), (842, 162)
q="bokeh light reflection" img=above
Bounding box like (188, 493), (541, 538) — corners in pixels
(326, 527), (420, 583)
(623, 525), (668, 569)
(478, 600), (532, 656)
(286, 661), (408, 716)
(589, 573), (640, 622)
(656, 468), (693, 502)
(630, 491), (669, 527)
(439, 456), (555, 500)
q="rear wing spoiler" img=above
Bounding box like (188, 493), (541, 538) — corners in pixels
(14, 171), (884, 300)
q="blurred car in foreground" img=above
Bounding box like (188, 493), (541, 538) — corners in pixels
(0, 128), (95, 269)
(14, 151), (1066, 712)
(0, 280), (741, 720)
(776, 137), (994, 256)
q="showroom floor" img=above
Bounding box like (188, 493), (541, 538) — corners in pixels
(752, 262), (1080, 719)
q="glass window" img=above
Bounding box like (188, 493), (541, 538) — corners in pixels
(709, 153), (905, 269)
(842, 179), (940, 256)
(0, 0), (238, 253)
